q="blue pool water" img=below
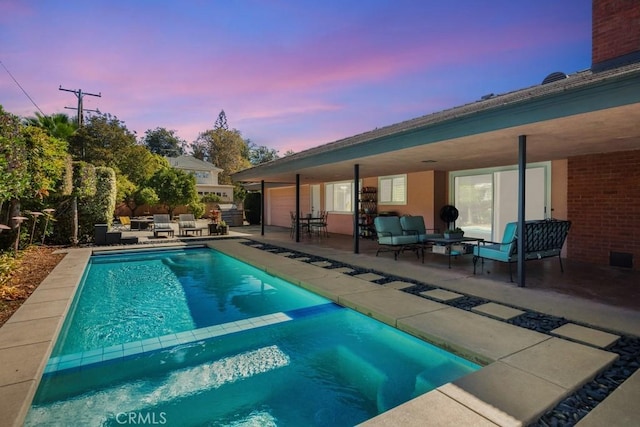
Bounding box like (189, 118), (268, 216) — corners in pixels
(27, 247), (479, 426)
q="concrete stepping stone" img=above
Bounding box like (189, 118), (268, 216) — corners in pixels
(353, 272), (385, 282)
(332, 267), (355, 274)
(551, 323), (620, 349)
(472, 302), (525, 320)
(383, 280), (414, 290)
(310, 261), (332, 268)
(420, 289), (464, 302)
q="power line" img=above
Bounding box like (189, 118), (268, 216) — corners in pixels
(0, 59), (45, 115)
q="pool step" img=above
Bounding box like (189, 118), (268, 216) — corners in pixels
(44, 303), (342, 375)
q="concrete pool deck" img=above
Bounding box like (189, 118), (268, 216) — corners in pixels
(0, 236), (638, 426)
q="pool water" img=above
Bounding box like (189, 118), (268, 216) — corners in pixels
(27, 247), (479, 426)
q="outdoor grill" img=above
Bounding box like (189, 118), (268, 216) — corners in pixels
(216, 203), (244, 226)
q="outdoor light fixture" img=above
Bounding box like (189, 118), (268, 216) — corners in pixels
(27, 211), (44, 245)
(11, 216), (28, 254)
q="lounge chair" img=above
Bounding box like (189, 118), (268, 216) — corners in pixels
(112, 216), (131, 231)
(178, 214), (205, 236)
(153, 214), (174, 238)
(374, 216), (420, 260)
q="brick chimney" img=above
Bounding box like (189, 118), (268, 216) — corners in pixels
(592, 0), (640, 71)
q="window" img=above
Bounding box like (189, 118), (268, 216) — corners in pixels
(379, 174), (406, 204)
(325, 181), (353, 213)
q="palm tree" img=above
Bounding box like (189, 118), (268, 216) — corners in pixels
(24, 112), (77, 141)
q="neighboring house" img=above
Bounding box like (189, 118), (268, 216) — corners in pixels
(232, 0), (640, 279)
(167, 155), (234, 202)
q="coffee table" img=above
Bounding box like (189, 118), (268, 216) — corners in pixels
(423, 236), (484, 268)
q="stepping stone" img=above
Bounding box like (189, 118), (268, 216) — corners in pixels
(332, 267), (355, 274)
(310, 261), (332, 268)
(472, 302), (525, 320)
(353, 272), (385, 282)
(277, 252), (294, 257)
(249, 244), (263, 248)
(420, 289), (463, 302)
(551, 323), (620, 349)
(292, 257), (310, 262)
(383, 280), (415, 290)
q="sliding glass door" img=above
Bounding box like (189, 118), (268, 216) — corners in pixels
(452, 163), (549, 242)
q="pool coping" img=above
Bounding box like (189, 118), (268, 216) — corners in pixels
(0, 239), (637, 426)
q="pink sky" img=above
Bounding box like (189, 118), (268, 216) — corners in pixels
(1, 0), (591, 154)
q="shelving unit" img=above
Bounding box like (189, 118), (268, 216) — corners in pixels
(358, 187), (377, 239)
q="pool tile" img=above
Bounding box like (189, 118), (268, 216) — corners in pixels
(123, 341), (143, 350)
(551, 323), (620, 348)
(58, 352), (83, 363)
(82, 348), (103, 358)
(123, 346), (143, 357)
(159, 334), (179, 343)
(80, 354), (103, 366)
(57, 359), (82, 371)
(142, 341), (162, 352)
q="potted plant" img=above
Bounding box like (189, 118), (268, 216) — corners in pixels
(444, 227), (464, 239)
(219, 220), (228, 235)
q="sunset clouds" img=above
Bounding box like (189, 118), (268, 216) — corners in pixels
(1, 0), (591, 153)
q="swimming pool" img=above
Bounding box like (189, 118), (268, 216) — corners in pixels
(27, 247), (479, 426)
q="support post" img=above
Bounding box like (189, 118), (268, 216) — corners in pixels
(353, 164), (360, 254)
(295, 174), (301, 242)
(260, 180), (265, 236)
(517, 135), (527, 287)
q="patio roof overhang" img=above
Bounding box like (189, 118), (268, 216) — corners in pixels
(233, 63), (640, 186)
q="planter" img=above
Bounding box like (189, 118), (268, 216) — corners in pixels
(209, 223), (229, 235)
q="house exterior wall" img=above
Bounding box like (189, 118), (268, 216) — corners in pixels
(265, 172), (448, 235)
(567, 149), (640, 270)
(592, 0), (640, 66)
(268, 185), (311, 228)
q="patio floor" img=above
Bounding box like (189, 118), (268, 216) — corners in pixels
(0, 223), (638, 426)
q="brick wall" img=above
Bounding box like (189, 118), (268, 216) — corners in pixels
(592, 0), (640, 66)
(567, 149), (640, 269)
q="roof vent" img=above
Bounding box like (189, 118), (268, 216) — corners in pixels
(542, 71), (568, 84)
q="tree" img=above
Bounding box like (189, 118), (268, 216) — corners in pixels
(24, 112), (77, 141)
(68, 113), (137, 164)
(248, 142), (279, 165)
(147, 167), (197, 218)
(192, 110), (251, 184)
(142, 127), (185, 157)
(0, 106), (68, 236)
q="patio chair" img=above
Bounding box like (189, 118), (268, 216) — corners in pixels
(113, 216), (131, 231)
(153, 214), (174, 238)
(178, 214), (206, 236)
(289, 211), (310, 238)
(399, 215), (441, 243)
(309, 211), (329, 237)
(374, 216), (420, 260)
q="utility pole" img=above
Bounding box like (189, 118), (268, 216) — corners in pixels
(59, 85), (101, 128)
(59, 86), (101, 247)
